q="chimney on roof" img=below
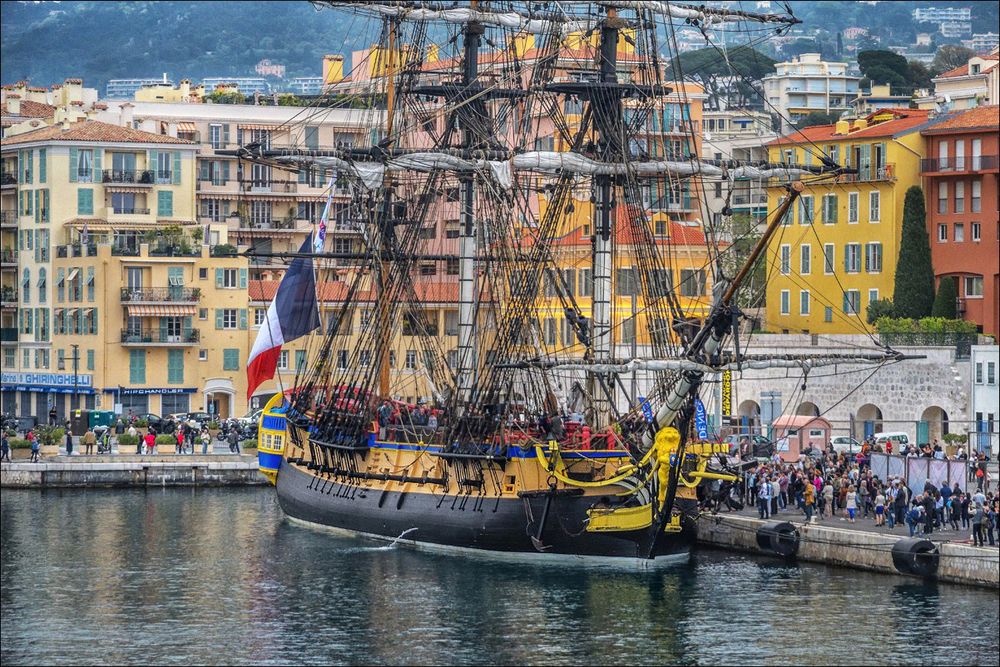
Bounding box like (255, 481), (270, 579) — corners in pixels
(119, 101), (134, 128)
(852, 119), (868, 131)
(834, 119), (850, 135)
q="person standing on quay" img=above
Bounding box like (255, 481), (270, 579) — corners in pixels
(29, 435), (40, 462)
(1, 431), (10, 462)
(803, 479), (816, 524)
(200, 428), (210, 455)
(82, 427), (96, 456)
(845, 485), (857, 523)
(972, 503), (986, 547)
(48, 405), (57, 426)
(757, 476), (771, 520)
(65, 428), (74, 456)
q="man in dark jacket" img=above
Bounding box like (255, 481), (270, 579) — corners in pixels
(922, 492), (936, 534)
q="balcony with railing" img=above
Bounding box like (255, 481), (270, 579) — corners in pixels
(0, 327), (17, 343)
(920, 155), (998, 174)
(102, 169), (155, 186)
(0, 286), (16, 308)
(120, 287), (201, 303)
(1, 211), (16, 228)
(121, 328), (201, 346)
(109, 207), (152, 217)
(241, 180), (298, 195)
(56, 244), (98, 259)
(836, 164), (896, 183)
(1, 249), (17, 267)
(1, 172), (17, 188)
(731, 192), (768, 207)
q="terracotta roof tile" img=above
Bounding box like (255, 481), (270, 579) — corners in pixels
(937, 55), (999, 79)
(1, 99), (56, 118)
(768, 108), (932, 146)
(1, 119), (194, 146)
(922, 105), (1000, 134)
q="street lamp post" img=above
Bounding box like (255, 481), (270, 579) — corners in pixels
(71, 344), (80, 411)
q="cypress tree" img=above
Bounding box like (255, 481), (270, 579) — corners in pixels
(931, 276), (957, 318)
(892, 186), (935, 318)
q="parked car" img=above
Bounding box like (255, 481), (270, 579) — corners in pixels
(831, 436), (861, 454)
(874, 431), (911, 451)
(723, 434), (774, 459)
(169, 411), (212, 428)
(131, 413), (165, 432)
(238, 409), (263, 428)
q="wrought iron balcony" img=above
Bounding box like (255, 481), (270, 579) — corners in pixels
(921, 155), (998, 173)
(111, 207), (151, 215)
(1, 249), (17, 266)
(0, 327), (17, 343)
(120, 287), (201, 303)
(121, 328), (201, 345)
(102, 169), (156, 185)
(1, 172), (16, 187)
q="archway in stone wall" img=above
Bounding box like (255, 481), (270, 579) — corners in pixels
(737, 400), (761, 435)
(920, 405), (950, 443)
(796, 401), (820, 417)
(856, 403), (883, 439)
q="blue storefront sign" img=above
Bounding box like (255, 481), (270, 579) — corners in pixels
(694, 398), (708, 440)
(2, 371), (95, 394)
(107, 387), (196, 396)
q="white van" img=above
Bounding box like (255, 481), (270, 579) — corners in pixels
(873, 431), (911, 450)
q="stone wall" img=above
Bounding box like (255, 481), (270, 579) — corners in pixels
(696, 513), (999, 588)
(1, 460), (267, 488)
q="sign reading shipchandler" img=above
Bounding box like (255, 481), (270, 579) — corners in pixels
(2, 371), (95, 393)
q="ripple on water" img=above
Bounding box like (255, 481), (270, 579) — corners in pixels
(1, 488), (997, 666)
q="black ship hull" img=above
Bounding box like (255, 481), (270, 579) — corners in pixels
(274, 459), (695, 566)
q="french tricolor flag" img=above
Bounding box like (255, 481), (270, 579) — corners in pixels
(246, 237), (320, 399)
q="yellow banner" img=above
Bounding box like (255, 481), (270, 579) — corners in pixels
(721, 370), (732, 417)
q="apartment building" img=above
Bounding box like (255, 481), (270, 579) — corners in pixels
(920, 105), (1000, 337)
(763, 53), (860, 133)
(765, 109), (933, 333)
(1, 117), (250, 420)
(916, 49), (999, 111)
(701, 109), (775, 228)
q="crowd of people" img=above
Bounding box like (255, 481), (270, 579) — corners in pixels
(703, 439), (999, 549)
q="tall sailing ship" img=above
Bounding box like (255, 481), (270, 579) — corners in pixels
(233, 1), (900, 565)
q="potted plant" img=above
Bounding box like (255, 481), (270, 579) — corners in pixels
(155, 433), (177, 455)
(117, 433), (139, 453)
(9, 437), (32, 460)
(36, 425), (65, 458)
(207, 420), (221, 438)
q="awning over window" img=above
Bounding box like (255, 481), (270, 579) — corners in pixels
(127, 304), (197, 317)
(66, 268), (80, 281)
(238, 123), (276, 131)
(177, 122), (198, 132)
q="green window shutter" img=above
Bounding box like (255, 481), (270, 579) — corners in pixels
(87, 349), (95, 371)
(182, 316), (192, 335)
(295, 350), (306, 369)
(222, 161), (230, 181)
(87, 267), (95, 301)
(34, 190), (40, 224)
(159, 317), (168, 341)
(91, 307), (98, 335)
(93, 149), (102, 178)
(43, 190), (50, 222)
(298, 167), (307, 184)
(69, 147), (79, 182)
(78, 188), (93, 216)
(168, 266), (184, 284)
(172, 151), (182, 185)
(149, 150), (158, 178)
(168, 349), (184, 384)
(200, 161), (209, 181)
(27, 150), (33, 183)
(215, 308), (223, 329)
(130, 350), (146, 384)
(215, 268), (224, 288)
(39, 149), (46, 183)
(222, 201), (230, 216)
(223, 349), (239, 371)
(238, 268), (247, 289)
(157, 190), (173, 217)
(239, 308), (248, 330)
(222, 125), (230, 145)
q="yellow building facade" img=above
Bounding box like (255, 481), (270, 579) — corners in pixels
(2, 119), (249, 420)
(764, 109), (932, 333)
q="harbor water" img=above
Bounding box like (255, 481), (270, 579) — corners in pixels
(1, 488), (997, 666)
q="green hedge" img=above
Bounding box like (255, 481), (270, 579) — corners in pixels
(155, 434), (178, 445)
(8, 438), (31, 449)
(875, 316), (978, 335)
(117, 434), (139, 449)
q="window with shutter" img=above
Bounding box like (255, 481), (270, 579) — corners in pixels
(168, 350), (184, 384)
(157, 191), (173, 217)
(129, 350), (146, 384)
(77, 188), (93, 216)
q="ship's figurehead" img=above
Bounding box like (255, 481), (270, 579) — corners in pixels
(257, 393), (288, 485)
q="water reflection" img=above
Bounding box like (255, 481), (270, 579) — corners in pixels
(1, 489), (997, 666)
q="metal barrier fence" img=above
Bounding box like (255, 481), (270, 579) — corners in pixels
(869, 453), (970, 499)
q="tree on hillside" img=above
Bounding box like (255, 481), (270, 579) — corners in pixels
(857, 50), (910, 90)
(931, 45), (975, 76)
(666, 46), (776, 110)
(930, 276), (958, 318)
(794, 111), (841, 129)
(892, 186), (936, 318)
